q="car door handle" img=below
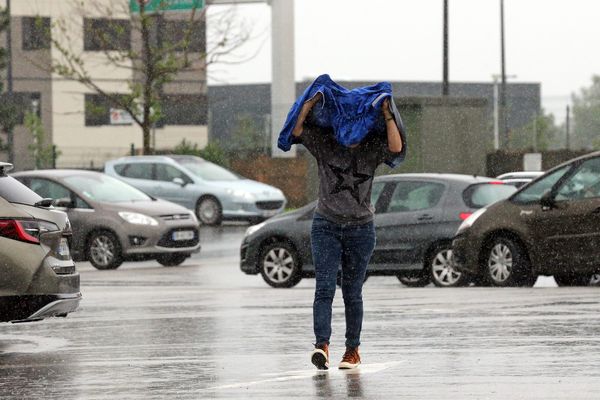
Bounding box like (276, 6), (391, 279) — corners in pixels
(417, 214), (434, 221)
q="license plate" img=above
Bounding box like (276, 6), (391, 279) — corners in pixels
(58, 238), (71, 257)
(172, 230), (195, 241)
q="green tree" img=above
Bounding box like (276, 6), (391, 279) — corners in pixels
(225, 113), (268, 158)
(508, 109), (561, 151)
(24, 111), (59, 169)
(572, 75), (600, 150)
(45, 1), (252, 154)
(173, 138), (229, 167)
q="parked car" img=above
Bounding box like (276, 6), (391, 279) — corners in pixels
(104, 155), (287, 226)
(497, 171), (544, 188)
(241, 173), (517, 288)
(0, 163), (80, 323)
(13, 170), (200, 270)
(453, 152), (600, 287)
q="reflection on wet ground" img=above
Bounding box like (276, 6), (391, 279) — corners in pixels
(0, 226), (600, 398)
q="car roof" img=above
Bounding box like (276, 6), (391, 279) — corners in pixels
(374, 173), (497, 184)
(497, 171), (544, 179)
(11, 169), (104, 179)
(106, 155), (205, 164)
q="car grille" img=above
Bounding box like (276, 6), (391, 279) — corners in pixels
(157, 228), (200, 248)
(255, 201), (284, 210)
(160, 213), (192, 221)
(51, 265), (76, 275)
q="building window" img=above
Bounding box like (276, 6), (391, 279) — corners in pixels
(0, 92), (41, 124)
(22, 17), (51, 50)
(161, 94), (208, 125)
(162, 19), (205, 53)
(85, 94), (132, 126)
(84, 18), (131, 51)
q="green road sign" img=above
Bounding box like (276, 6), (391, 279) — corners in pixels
(130, 0), (205, 13)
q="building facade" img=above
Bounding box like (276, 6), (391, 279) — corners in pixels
(0, 0), (208, 170)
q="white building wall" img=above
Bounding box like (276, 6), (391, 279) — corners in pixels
(5, 0), (208, 168)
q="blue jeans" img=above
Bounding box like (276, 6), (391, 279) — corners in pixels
(311, 213), (376, 348)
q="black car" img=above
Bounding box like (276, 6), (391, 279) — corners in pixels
(241, 173), (516, 288)
(453, 152), (600, 287)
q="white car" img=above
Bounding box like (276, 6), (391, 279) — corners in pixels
(105, 155), (287, 226)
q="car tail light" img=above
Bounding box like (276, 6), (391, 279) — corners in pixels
(459, 212), (473, 221)
(0, 219), (59, 244)
(488, 181), (505, 185)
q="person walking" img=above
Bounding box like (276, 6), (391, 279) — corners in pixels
(288, 88), (405, 370)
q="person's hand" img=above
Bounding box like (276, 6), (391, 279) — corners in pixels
(381, 98), (393, 119)
(306, 92), (323, 108)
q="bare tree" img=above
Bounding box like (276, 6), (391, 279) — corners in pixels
(45, 0), (253, 154)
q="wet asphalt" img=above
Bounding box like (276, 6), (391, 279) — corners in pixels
(1, 224), (600, 399)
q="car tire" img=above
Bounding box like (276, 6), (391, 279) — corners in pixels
(554, 272), (593, 287)
(428, 243), (470, 287)
(87, 230), (123, 270)
(260, 241), (302, 288)
(397, 273), (430, 287)
(589, 274), (600, 286)
(156, 253), (189, 267)
(196, 196), (223, 226)
(482, 236), (533, 287)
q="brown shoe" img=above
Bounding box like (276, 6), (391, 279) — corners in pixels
(311, 343), (329, 370)
(338, 346), (361, 369)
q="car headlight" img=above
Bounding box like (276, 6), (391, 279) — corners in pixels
(227, 189), (255, 201)
(245, 221), (266, 237)
(457, 208), (487, 234)
(118, 211), (158, 226)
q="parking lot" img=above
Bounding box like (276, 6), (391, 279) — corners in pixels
(0, 224), (599, 399)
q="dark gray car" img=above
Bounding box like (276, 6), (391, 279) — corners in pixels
(13, 170), (201, 270)
(241, 173), (517, 288)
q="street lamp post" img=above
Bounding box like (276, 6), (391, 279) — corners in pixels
(442, 0), (449, 96)
(499, 0), (508, 148)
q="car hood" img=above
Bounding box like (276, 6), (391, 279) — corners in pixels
(101, 198), (192, 217)
(201, 179), (283, 197)
(264, 201), (316, 224)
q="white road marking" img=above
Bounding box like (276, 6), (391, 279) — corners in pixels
(205, 361), (404, 391)
(0, 334), (69, 354)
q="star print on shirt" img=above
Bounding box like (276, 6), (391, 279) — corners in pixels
(327, 159), (372, 204)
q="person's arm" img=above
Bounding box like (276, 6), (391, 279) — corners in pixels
(292, 92), (323, 138)
(381, 98), (403, 153)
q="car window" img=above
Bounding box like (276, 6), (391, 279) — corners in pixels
(371, 181), (384, 205)
(64, 174), (151, 203)
(155, 164), (191, 183)
(512, 166), (571, 204)
(117, 163), (153, 180)
(385, 181), (445, 213)
(463, 183), (517, 208)
(28, 178), (92, 208)
(0, 176), (42, 205)
(177, 158), (239, 181)
(555, 158), (600, 201)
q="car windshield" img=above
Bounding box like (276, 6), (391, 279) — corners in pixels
(64, 174), (151, 203)
(178, 159), (239, 181)
(0, 176), (42, 205)
(512, 166), (571, 204)
(463, 183), (517, 208)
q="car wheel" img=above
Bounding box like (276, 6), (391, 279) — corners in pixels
(483, 236), (533, 287)
(397, 273), (430, 287)
(87, 231), (123, 270)
(589, 274), (600, 286)
(196, 197), (223, 226)
(156, 253), (188, 267)
(554, 272), (593, 287)
(260, 242), (302, 288)
(428, 244), (469, 287)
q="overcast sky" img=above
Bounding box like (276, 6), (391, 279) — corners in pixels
(207, 0), (600, 123)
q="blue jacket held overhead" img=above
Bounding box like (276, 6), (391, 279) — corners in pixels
(277, 74), (407, 168)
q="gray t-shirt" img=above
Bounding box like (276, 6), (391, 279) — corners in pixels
(298, 126), (396, 225)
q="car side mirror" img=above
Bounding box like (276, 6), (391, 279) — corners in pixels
(540, 190), (556, 209)
(172, 177), (186, 187)
(53, 197), (74, 208)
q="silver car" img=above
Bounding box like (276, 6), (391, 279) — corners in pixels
(13, 170), (201, 270)
(0, 163), (80, 322)
(104, 155), (287, 226)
